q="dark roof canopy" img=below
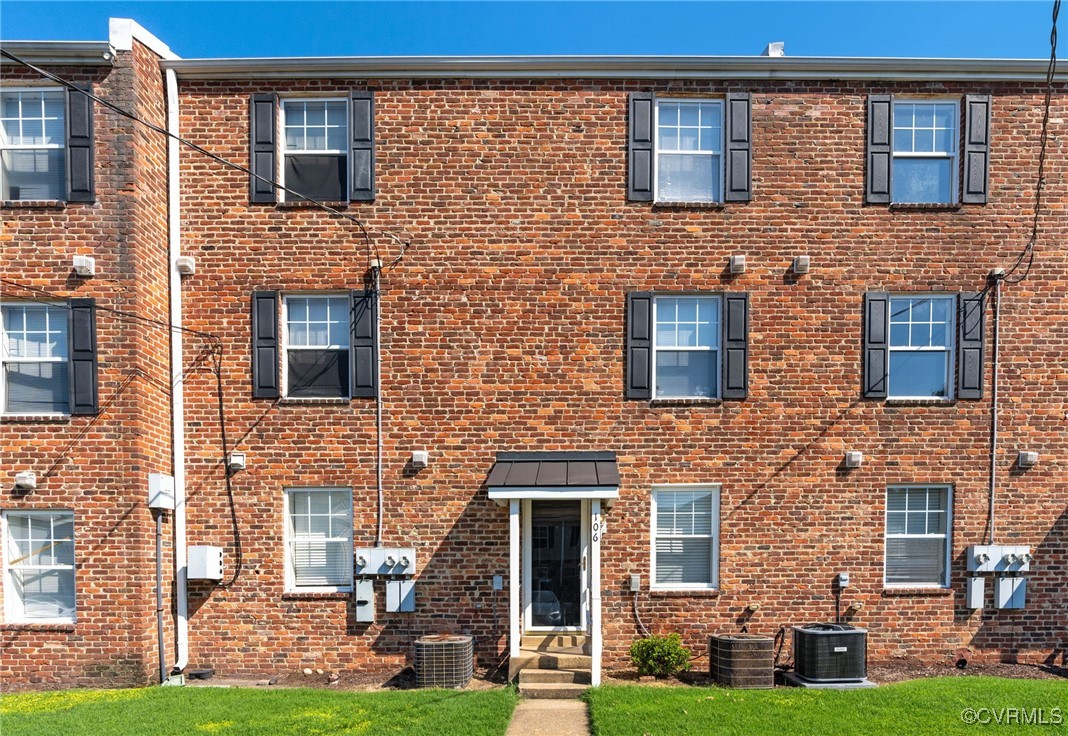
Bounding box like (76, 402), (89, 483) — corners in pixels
(487, 451), (619, 488)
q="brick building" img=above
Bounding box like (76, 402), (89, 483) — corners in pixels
(1, 20), (1065, 688)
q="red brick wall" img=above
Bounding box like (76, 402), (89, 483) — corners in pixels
(0, 38), (174, 688)
(172, 77), (1066, 677)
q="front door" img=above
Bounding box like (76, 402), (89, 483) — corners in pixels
(524, 500), (587, 631)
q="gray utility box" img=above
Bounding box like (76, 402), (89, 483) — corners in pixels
(995, 577), (1026, 609)
(386, 580), (415, 612)
(793, 623), (867, 683)
(709, 633), (774, 689)
(354, 580), (375, 623)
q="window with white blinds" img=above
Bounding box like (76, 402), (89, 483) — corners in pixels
(4, 510), (75, 623)
(885, 485), (952, 587)
(651, 486), (720, 589)
(285, 488), (353, 591)
(2, 303), (70, 415)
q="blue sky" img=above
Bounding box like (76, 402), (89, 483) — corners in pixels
(1, 1), (1056, 59)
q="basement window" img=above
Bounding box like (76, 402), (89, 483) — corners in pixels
(884, 485), (952, 587)
(282, 295), (350, 399)
(284, 488), (353, 592)
(3, 510), (76, 623)
(281, 99), (347, 202)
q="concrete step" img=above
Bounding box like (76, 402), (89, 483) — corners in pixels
(518, 681), (590, 699)
(522, 634), (589, 651)
(519, 668), (592, 685)
(509, 649), (592, 681)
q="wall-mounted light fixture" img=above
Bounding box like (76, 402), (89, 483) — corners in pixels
(72, 255), (96, 277)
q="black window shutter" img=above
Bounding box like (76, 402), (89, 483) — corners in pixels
(724, 92), (752, 202)
(350, 91), (375, 202)
(866, 94), (893, 204)
(625, 292), (652, 398)
(66, 85), (94, 203)
(249, 94), (278, 203)
(351, 288), (378, 397)
(721, 293), (749, 399)
(68, 298), (98, 415)
(628, 93), (654, 202)
(957, 292), (985, 399)
(863, 292), (890, 398)
(962, 95), (992, 204)
(251, 291), (279, 398)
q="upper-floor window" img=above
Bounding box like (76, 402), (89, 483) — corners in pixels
(888, 295), (955, 399)
(655, 99), (723, 203)
(0, 88), (65, 201)
(282, 294), (350, 398)
(892, 101), (958, 204)
(3, 510), (76, 623)
(281, 99), (348, 202)
(653, 295), (721, 399)
(1, 302), (69, 415)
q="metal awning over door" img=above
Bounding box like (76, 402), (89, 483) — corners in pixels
(486, 451), (620, 503)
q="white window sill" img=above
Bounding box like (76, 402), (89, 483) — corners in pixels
(649, 588), (720, 598)
(884, 398), (955, 406)
(882, 586), (952, 596)
(650, 398), (722, 406)
(888, 202), (962, 211)
(279, 397), (350, 405)
(282, 590), (352, 599)
(652, 200), (725, 209)
(1, 619), (76, 629)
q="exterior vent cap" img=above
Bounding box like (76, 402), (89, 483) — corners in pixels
(175, 256), (196, 275)
(72, 255), (96, 277)
(761, 42), (785, 57)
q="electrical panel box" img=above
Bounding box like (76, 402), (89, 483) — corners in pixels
(354, 580), (375, 622)
(966, 576), (985, 609)
(492, 575), (503, 591)
(995, 577), (1026, 609)
(148, 473), (175, 510)
(629, 574), (641, 592)
(188, 545), (223, 581)
(386, 580), (416, 612)
(966, 545), (1032, 573)
(355, 547), (416, 576)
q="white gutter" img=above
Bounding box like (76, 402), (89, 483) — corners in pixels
(165, 67), (189, 674)
(0, 40), (115, 66)
(159, 54), (1068, 82)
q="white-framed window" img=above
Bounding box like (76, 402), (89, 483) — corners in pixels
(0, 87), (66, 201)
(650, 485), (720, 590)
(885, 485), (952, 587)
(1, 302), (69, 415)
(653, 295), (721, 399)
(888, 295), (955, 399)
(3, 510), (76, 623)
(280, 98), (348, 202)
(654, 99), (723, 203)
(282, 294), (350, 399)
(892, 100), (958, 204)
(284, 488), (353, 592)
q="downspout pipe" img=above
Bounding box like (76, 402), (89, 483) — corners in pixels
(988, 277), (1002, 545)
(155, 510), (166, 684)
(166, 66), (189, 675)
(371, 261), (383, 548)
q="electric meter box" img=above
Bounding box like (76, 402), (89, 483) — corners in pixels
(188, 545), (223, 581)
(355, 547), (416, 576)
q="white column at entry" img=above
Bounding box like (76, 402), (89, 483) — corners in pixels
(590, 499), (603, 686)
(509, 499), (520, 659)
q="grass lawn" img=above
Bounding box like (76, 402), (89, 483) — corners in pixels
(0, 685), (520, 736)
(586, 677), (1067, 735)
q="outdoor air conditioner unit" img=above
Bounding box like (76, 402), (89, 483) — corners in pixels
(792, 623), (867, 682)
(414, 635), (473, 689)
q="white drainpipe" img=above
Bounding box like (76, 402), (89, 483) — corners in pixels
(165, 67), (189, 674)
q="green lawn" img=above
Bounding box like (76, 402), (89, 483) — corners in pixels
(0, 685), (520, 736)
(586, 677), (1067, 736)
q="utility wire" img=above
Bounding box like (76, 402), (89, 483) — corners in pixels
(0, 48), (411, 269)
(1002, 0), (1060, 285)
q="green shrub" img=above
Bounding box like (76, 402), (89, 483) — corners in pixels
(629, 633), (692, 678)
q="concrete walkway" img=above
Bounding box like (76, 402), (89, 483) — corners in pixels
(506, 698), (591, 736)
